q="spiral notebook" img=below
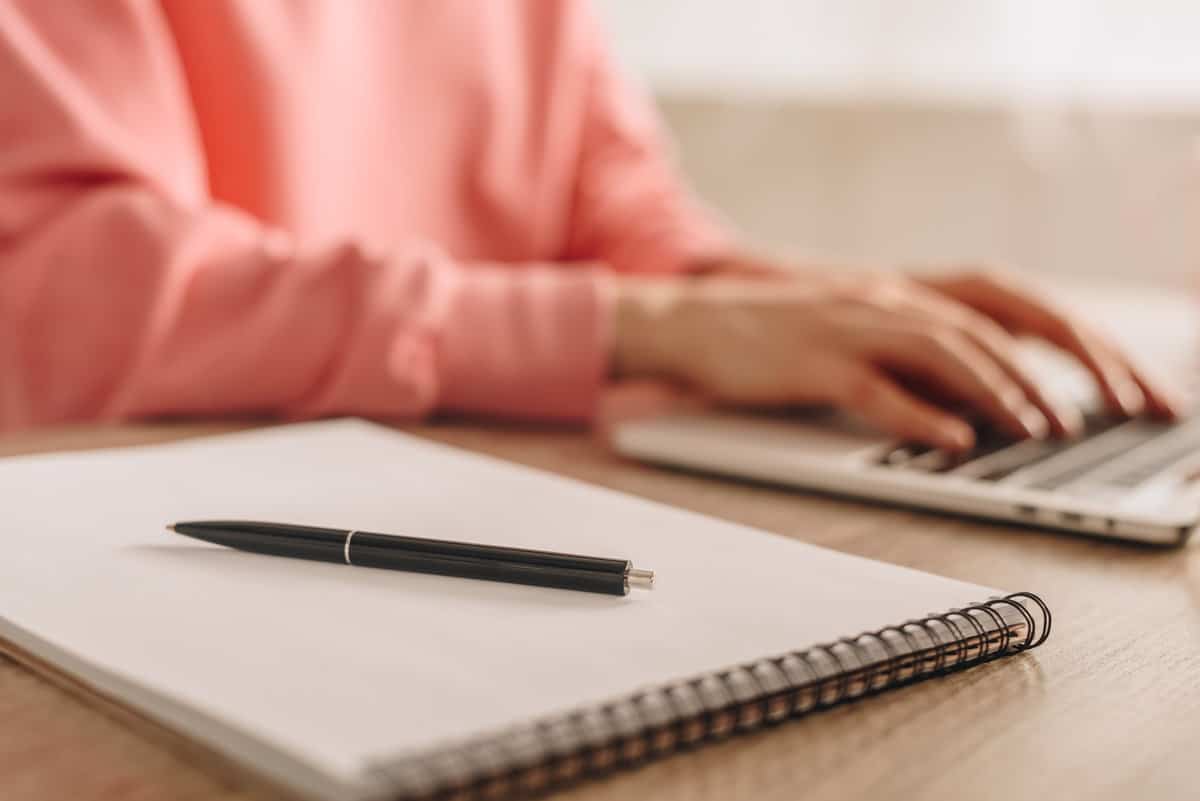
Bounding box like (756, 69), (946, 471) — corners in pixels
(0, 420), (1050, 801)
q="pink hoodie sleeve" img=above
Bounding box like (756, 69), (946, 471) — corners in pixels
(564, 5), (732, 275)
(0, 2), (610, 430)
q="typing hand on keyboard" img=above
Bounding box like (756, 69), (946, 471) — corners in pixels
(615, 269), (1186, 453)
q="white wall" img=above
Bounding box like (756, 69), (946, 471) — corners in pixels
(597, 0), (1200, 108)
(596, 1), (1200, 284)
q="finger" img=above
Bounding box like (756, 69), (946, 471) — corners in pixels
(923, 273), (1156, 417)
(874, 326), (1050, 441)
(834, 367), (975, 451)
(1040, 321), (1148, 418)
(969, 326), (1086, 436)
(1088, 337), (1187, 420)
(901, 291), (1085, 437)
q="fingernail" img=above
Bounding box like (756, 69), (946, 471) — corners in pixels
(1055, 403), (1085, 438)
(1018, 405), (1050, 440)
(942, 421), (975, 452)
(1161, 389), (1192, 418)
(1116, 382), (1145, 416)
(998, 392), (1047, 439)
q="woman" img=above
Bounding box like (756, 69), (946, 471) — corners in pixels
(0, 1), (1179, 448)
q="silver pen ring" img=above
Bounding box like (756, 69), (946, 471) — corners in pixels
(344, 530), (357, 565)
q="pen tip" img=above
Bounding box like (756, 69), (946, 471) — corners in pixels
(165, 523), (177, 533)
(627, 567), (655, 590)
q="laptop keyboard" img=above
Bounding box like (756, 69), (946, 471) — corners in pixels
(878, 414), (1200, 491)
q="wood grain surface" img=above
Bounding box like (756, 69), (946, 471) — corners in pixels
(2, 421), (1198, 801)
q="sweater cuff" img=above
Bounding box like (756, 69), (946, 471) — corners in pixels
(435, 266), (614, 422)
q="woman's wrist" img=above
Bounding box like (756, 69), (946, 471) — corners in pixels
(609, 258), (830, 384)
(612, 278), (691, 381)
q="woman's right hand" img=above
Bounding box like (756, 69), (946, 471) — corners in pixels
(612, 270), (1182, 452)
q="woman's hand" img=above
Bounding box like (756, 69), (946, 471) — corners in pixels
(612, 269), (1184, 452)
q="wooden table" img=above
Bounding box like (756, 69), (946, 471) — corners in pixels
(3, 421), (1199, 801)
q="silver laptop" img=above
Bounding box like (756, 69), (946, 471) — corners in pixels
(614, 287), (1200, 546)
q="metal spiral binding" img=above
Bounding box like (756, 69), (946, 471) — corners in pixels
(370, 592), (1050, 801)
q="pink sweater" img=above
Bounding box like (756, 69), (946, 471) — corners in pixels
(0, 1), (726, 431)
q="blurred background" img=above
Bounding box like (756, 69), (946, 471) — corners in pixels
(598, 0), (1200, 286)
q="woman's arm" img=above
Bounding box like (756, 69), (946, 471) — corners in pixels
(0, 2), (610, 430)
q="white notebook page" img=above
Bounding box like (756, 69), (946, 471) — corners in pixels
(0, 420), (1003, 797)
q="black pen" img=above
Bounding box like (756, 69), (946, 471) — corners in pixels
(167, 520), (655, 596)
